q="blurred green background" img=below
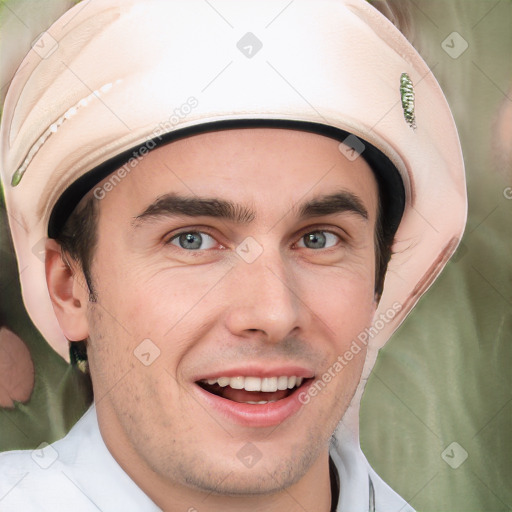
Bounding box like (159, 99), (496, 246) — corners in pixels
(360, 2), (512, 510)
(0, 1), (510, 510)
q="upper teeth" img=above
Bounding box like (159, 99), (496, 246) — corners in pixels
(203, 376), (304, 392)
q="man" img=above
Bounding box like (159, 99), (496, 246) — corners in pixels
(0, 0), (466, 510)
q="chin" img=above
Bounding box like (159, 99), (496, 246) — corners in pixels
(177, 445), (317, 497)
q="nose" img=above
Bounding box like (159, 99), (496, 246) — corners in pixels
(223, 248), (305, 343)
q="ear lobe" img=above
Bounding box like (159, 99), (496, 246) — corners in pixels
(45, 239), (90, 342)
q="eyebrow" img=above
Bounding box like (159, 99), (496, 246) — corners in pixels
(297, 191), (368, 220)
(132, 190), (368, 226)
(133, 194), (255, 225)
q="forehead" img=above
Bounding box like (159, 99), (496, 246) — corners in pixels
(94, 128), (378, 221)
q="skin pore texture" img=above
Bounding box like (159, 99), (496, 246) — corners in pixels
(46, 128), (379, 511)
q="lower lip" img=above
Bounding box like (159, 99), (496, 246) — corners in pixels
(194, 381), (311, 428)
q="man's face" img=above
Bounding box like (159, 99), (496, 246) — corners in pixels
(76, 128), (379, 497)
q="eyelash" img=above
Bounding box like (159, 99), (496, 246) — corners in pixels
(164, 225), (346, 251)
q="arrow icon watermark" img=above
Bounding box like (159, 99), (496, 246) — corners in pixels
(441, 32), (468, 59)
(236, 236), (263, 263)
(441, 441), (468, 469)
(237, 442), (262, 468)
(134, 338), (161, 366)
(237, 32), (263, 59)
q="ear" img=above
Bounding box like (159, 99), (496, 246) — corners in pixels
(45, 239), (90, 342)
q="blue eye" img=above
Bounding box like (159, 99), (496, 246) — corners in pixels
(297, 231), (339, 249)
(169, 232), (218, 250)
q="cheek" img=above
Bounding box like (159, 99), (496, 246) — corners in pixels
(122, 267), (225, 334)
(87, 258), (230, 377)
(299, 266), (376, 340)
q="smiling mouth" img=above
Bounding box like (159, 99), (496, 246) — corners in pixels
(197, 376), (310, 404)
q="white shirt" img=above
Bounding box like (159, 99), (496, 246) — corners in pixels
(0, 405), (414, 511)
